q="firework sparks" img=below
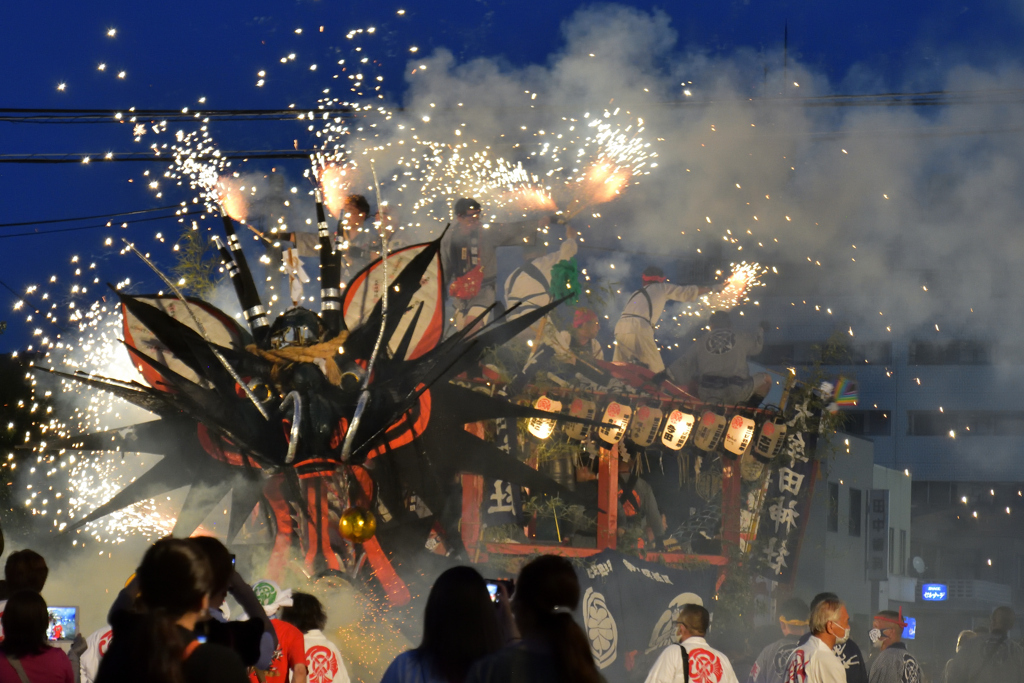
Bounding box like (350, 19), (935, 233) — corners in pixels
(705, 262), (767, 310)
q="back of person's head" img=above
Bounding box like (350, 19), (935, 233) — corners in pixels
(138, 538), (212, 617)
(279, 592), (327, 634)
(189, 535), (233, 598)
(677, 604), (710, 636)
(809, 597), (844, 636)
(809, 592), (838, 613)
(5, 549), (48, 593)
(345, 194), (371, 217)
(956, 629), (977, 652)
(992, 606), (1015, 634)
(514, 555), (602, 683)
(875, 610), (904, 637)
(0, 590), (49, 657)
(453, 197), (481, 217)
(418, 566), (500, 683)
(709, 311), (732, 329)
(128, 538), (214, 683)
(779, 597), (809, 625)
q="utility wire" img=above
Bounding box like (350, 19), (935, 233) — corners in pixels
(0, 150), (316, 164)
(0, 204), (181, 229)
(0, 211), (194, 240)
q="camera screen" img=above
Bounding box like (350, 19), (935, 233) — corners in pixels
(46, 606), (78, 641)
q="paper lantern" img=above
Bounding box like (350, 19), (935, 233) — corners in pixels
(693, 410), (727, 452)
(629, 405), (664, 447)
(661, 409), (696, 450)
(338, 507), (377, 543)
(597, 401), (632, 445)
(527, 395), (562, 440)
(723, 414), (756, 458)
(753, 419), (788, 463)
(564, 397), (597, 440)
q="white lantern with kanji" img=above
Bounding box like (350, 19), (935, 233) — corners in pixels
(661, 409), (696, 450)
(723, 414), (756, 457)
(527, 395), (562, 440)
(564, 397), (597, 440)
(753, 419), (787, 463)
(628, 405), (664, 447)
(693, 410), (727, 451)
(597, 401), (632, 445)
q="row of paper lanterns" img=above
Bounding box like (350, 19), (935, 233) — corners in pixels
(527, 395), (789, 463)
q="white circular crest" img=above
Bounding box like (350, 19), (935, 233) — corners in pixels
(583, 587), (618, 669)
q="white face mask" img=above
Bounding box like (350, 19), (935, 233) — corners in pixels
(830, 621), (850, 645)
(869, 628), (883, 647)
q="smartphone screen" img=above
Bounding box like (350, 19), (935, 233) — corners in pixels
(46, 606), (78, 641)
(485, 581), (500, 603)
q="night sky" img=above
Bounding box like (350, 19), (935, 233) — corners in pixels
(2, 0), (1022, 351)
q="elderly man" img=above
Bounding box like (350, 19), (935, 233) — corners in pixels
(644, 603), (739, 683)
(784, 597), (849, 683)
(866, 610), (920, 683)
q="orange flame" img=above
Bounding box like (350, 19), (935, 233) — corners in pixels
(215, 176), (248, 222)
(587, 163), (631, 205)
(319, 165), (352, 219)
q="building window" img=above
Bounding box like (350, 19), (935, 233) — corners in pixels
(849, 489), (862, 537)
(908, 340), (991, 365)
(900, 530), (907, 576)
(907, 410), (1024, 436)
(828, 483), (839, 533)
(889, 527), (896, 574)
(840, 411), (892, 437)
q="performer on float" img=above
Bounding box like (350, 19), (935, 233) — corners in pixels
(613, 266), (718, 372)
(443, 197), (550, 331)
(666, 311), (771, 407)
(554, 307), (604, 362)
(503, 234), (577, 322)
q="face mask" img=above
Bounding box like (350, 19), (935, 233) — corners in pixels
(869, 628), (883, 647)
(831, 621), (850, 645)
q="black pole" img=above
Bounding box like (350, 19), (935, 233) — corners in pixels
(315, 189), (344, 334)
(217, 215), (270, 343)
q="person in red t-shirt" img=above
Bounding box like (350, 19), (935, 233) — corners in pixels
(247, 580), (307, 683)
(249, 619), (306, 683)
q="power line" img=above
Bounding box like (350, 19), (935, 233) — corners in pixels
(0, 150), (316, 164)
(0, 204), (181, 229)
(0, 211), (194, 240)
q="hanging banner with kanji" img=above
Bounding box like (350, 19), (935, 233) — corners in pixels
(574, 549), (719, 683)
(756, 395), (824, 582)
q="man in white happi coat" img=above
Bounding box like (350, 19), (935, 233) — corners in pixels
(613, 266), (718, 373)
(784, 597), (850, 683)
(644, 603), (739, 683)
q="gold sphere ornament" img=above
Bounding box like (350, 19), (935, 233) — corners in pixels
(338, 506), (377, 543)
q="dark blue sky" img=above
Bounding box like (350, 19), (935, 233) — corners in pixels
(2, 0), (1022, 351)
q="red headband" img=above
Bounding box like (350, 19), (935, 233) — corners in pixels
(876, 607), (907, 629)
(574, 308), (598, 328)
(642, 275), (667, 285)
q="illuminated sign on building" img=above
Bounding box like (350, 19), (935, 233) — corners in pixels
(921, 583), (948, 601)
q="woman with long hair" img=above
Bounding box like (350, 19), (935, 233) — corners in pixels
(95, 537), (248, 683)
(381, 566), (503, 683)
(0, 590), (74, 683)
(466, 555), (605, 683)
